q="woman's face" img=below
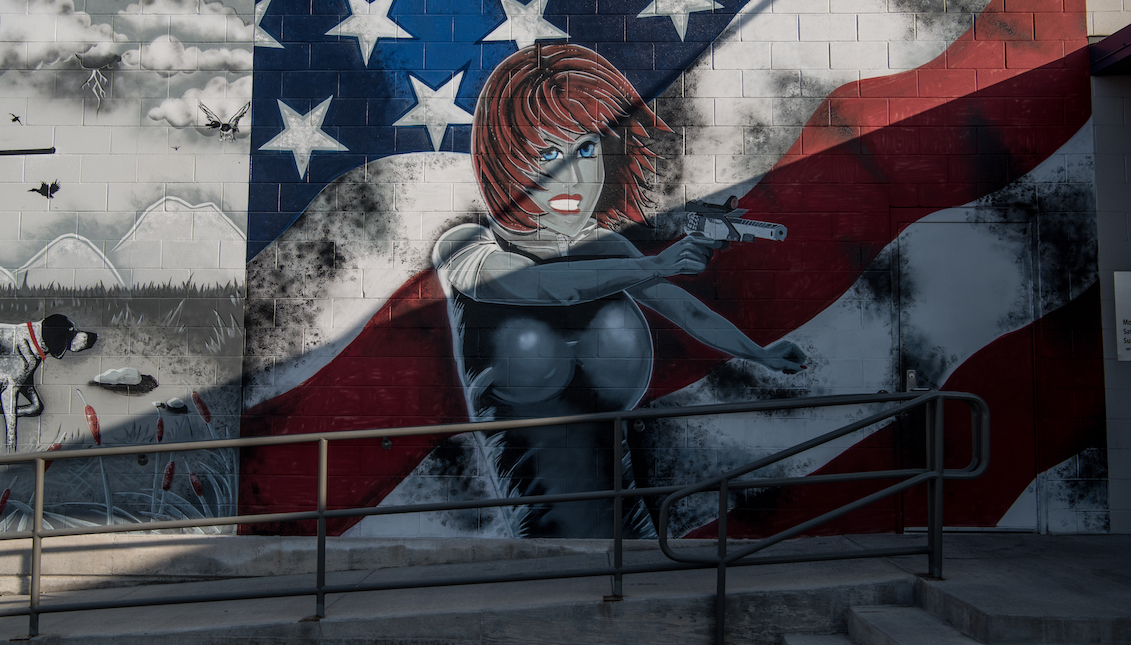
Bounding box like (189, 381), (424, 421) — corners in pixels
(528, 130), (605, 237)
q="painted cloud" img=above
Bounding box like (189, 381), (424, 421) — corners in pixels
(121, 35), (251, 76)
(118, 0), (255, 43)
(0, 0), (125, 70)
(148, 74), (252, 132)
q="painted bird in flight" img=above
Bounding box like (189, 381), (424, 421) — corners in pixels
(199, 101), (250, 141)
(29, 181), (60, 199)
(9, 113), (21, 124)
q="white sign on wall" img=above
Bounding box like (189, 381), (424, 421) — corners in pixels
(1116, 272), (1131, 361)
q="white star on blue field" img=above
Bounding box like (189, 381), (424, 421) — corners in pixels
(249, 0), (745, 257)
(259, 97), (349, 178)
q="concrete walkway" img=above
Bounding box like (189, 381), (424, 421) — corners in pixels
(0, 533), (1128, 644)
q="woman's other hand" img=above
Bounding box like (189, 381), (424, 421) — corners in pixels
(757, 341), (808, 374)
(647, 234), (723, 277)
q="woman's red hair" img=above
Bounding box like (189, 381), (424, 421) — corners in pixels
(472, 44), (671, 232)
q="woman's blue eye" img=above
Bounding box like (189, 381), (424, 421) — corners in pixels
(578, 142), (596, 158)
(538, 149), (561, 162)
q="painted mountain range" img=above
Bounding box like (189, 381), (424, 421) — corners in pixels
(1, 197), (245, 290)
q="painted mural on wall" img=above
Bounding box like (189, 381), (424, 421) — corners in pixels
(433, 44), (807, 537)
(0, 0), (1110, 538)
(0, 0), (250, 532)
(241, 0), (1109, 538)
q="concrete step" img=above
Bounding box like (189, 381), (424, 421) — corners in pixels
(848, 605), (980, 645)
(849, 534), (1131, 645)
(909, 544), (1131, 643)
(917, 576), (1131, 645)
(782, 634), (853, 645)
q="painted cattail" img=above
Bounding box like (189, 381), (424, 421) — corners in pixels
(44, 441), (62, 471)
(151, 402), (165, 442)
(162, 461), (176, 491)
(75, 389), (100, 446)
(189, 472), (204, 498)
(0, 488), (9, 515)
(191, 391), (211, 424)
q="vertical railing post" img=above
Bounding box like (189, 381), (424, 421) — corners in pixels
(715, 477), (728, 645)
(316, 438), (328, 618)
(926, 398), (945, 578)
(29, 457), (45, 638)
(611, 417), (624, 600)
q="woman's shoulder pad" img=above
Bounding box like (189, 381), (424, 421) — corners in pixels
(433, 223), (493, 267)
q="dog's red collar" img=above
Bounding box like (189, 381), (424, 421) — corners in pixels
(26, 322), (47, 361)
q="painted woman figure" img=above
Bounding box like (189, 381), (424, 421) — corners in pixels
(433, 44), (806, 538)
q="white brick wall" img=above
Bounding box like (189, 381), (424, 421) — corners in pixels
(1089, 0), (1131, 36)
(857, 14), (915, 42)
(772, 41), (831, 69)
(799, 14), (858, 41)
(742, 13), (800, 41)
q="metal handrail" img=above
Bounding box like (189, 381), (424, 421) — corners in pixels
(0, 390), (988, 643)
(658, 390), (990, 644)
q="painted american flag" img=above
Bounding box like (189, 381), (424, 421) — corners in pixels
(242, 0), (1105, 537)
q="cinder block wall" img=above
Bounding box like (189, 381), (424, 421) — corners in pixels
(241, 0), (1111, 539)
(0, 0), (1119, 541)
(1090, 0), (1131, 37)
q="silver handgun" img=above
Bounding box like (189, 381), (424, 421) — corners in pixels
(683, 197), (787, 243)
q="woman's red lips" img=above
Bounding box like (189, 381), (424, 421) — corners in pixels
(548, 194), (582, 213)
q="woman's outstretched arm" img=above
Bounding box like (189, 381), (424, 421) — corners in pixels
(434, 224), (717, 305)
(629, 279), (807, 373)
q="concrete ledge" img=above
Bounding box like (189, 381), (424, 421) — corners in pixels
(0, 534), (763, 595)
(782, 635), (853, 645)
(0, 546), (916, 645)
